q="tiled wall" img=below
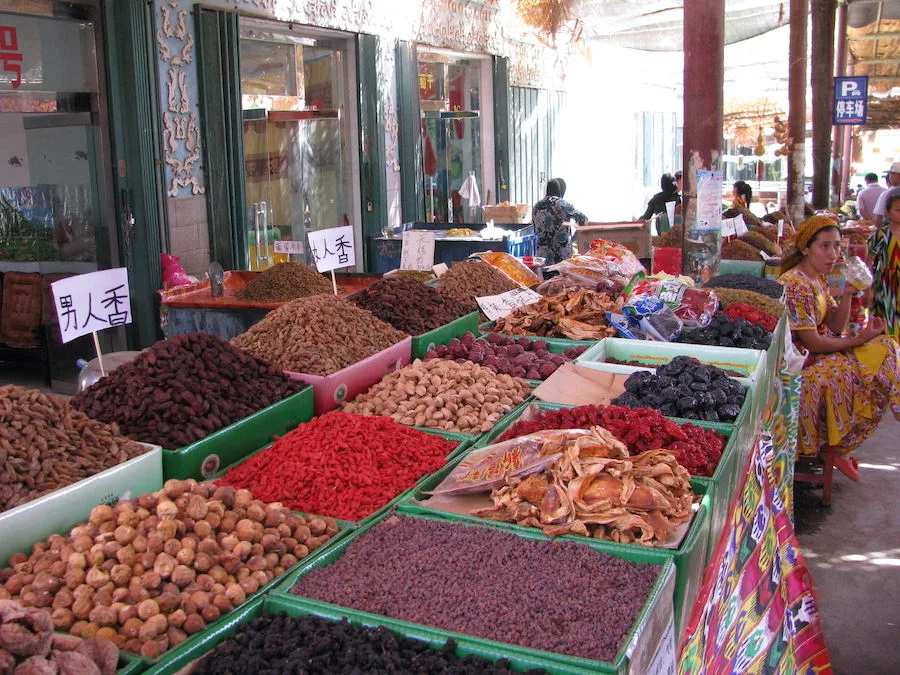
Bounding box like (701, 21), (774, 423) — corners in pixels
(167, 196), (211, 278)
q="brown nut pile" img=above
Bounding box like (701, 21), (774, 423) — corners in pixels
(0, 600), (119, 675)
(235, 262), (333, 303)
(0, 386), (148, 514)
(436, 260), (519, 312)
(0, 480), (338, 659)
(343, 359), (530, 434)
(348, 276), (470, 336)
(231, 294), (407, 375)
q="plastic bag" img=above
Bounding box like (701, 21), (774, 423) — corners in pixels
(473, 251), (540, 287)
(623, 295), (684, 342)
(626, 275), (717, 328)
(160, 253), (193, 289)
(585, 239), (646, 278)
(545, 254), (630, 295)
(425, 429), (600, 496)
(844, 255), (873, 291)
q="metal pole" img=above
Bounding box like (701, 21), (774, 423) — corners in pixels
(840, 57), (856, 202)
(811, 0), (836, 209)
(682, 0), (725, 273)
(787, 0), (809, 225)
(832, 0), (849, 202)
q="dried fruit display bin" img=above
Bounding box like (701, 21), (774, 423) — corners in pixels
(479, 320), (603, 349)
(141, 593), (606, 675)
(575, 338), (767, 422)
(0, 444), (162, 567)
(285, 336), (412, 414)
(207, 427), (471, 528)
(271, 511), (677, 675)
(162, 386), (315, 481)
(411, 310), (480, 359)
(396, 449), (710, 640)
(477, 399), (741, 558)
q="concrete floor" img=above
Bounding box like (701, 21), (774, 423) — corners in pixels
(795, 415), (900, 675)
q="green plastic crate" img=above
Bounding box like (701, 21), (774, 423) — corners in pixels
(142, 593), (611, 675)
(411, 311), (481, 359)
(479, 320), (603, 348)
(271, 510), (677, 674)
(162, 386), (315, 480)
(719, 259), (765, 277)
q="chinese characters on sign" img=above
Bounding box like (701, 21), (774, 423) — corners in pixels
(476, 287), (542, 322)
(400, 231), (436, 271)
(273, 240), (305, 255)
(833, 76), (868, 125)
(307, 225), (355, 273)
(0, 25), (22, 89)
(51, 268), (132, 344)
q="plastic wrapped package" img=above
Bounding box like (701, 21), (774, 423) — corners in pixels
(585, 239), (646, 277)
(626, 276), (718, 328)
(472, 251), (540, 287)
(545, 254), (630, 294)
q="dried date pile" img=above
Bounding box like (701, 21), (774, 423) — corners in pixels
(217, 412), (456, 521)
(231, 294), (407, 375)
(436, 260), (519, 312)
(0, 480), (338, 659)
(348, 276), (470, 335)
(189, 611), (548, 674)
(0, 386), (148, 513)
(0, 601), (119, 675)
(235, 262), (333, 302)
(71, 333), (303, 450)
(496, 403), (726, 477)
(291, 515), (660, 663)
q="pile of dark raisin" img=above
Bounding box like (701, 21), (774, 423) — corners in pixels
(613, 355), (746, 423)
(677, 312), (772, 350)
(191, 611), (548, 674)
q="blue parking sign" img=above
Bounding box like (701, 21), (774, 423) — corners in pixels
(833, 76), (868, 125)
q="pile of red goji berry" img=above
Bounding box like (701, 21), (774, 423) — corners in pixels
(496, 404), (725, 477)
(216, 411), (456, 520)
(723, 303), (778, 332)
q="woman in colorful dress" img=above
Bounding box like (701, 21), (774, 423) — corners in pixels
(532, 178), (588, 266)
(779, 216), (900, 480)
(867, 186), (900, 341)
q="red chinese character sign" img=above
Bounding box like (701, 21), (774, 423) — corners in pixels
(0, 25), (22, 89)
(51, 268), (131, 344)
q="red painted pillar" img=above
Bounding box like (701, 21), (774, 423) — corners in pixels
(682, 0), (725, 272)
(811, 0), (836, 209)
(832, 1), (849, 202)
(787, 0), (809, 224)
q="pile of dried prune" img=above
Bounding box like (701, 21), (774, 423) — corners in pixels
(677, 312), (771, 350)
(613, 355), (746, 422)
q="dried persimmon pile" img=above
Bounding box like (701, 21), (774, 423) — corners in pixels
(473, 427), (695, 546)
(490, 289), (620, 340)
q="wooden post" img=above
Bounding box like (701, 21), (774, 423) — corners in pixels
(682, 0), (725, 273)
(811, 0), (836, 209)
(787, 0), (810, 224)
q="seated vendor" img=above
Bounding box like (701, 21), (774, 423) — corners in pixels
(779, 216), (900, 480)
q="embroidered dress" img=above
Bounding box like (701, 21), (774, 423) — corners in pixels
(532, 196), (587, 265)
(780, 268), (900, 456)
(868, 225), (900, 341)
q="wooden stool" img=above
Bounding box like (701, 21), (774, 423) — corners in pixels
(794, 445), (838, 506)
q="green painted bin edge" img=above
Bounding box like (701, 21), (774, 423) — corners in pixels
(478, 320), (602, 347)
(269, 509), (676, 674)
(411, 311), (481, 359)
(162, 386), (315, 481)
(143, 593), (603, 675)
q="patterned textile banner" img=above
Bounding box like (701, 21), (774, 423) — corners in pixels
(678, 425), (830, 673)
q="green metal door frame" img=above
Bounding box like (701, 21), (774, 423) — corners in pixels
(357, 34), (388, 271)
(396, 41), (424, 224)
(103, 0), (167, 349)
(493, 56), (511, 205)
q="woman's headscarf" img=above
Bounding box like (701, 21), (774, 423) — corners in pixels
(789, 215), (840, 252)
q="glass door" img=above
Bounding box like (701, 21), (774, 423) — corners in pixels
(238, 20), (353, 269)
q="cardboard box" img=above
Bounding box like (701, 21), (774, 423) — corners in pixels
(577, 221), (651, 258)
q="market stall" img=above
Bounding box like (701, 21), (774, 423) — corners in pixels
(0, 242), (830, 674)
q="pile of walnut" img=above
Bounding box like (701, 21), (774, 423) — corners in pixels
(0, 600), (118, 675)
(473, 427), (695, 546)
(0, 480), (338, 658)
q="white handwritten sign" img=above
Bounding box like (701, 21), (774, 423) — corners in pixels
(307, 225), (355, 273)
(476, 287), (541, 321)
(51, 268), (131, 344)
(643, 618), (676, 675)
(721, 217), (737, 238)
(400, 231), (436, 271)
(274, 239), (304, 255)
(432, 263), (449, 277)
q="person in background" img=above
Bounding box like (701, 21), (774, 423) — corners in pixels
(856, 172), (886, 222)
(640, 173), (681, 221)
(732, 180), (753, 209)
(779, 216), (900, 480)
(872, 162), (900, 223)
(532, 178), (587, 266)
(867, 187), (900, 343)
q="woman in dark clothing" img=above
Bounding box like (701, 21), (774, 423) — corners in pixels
(532, 178), (588, 265)
(641, 173), (681, 220)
